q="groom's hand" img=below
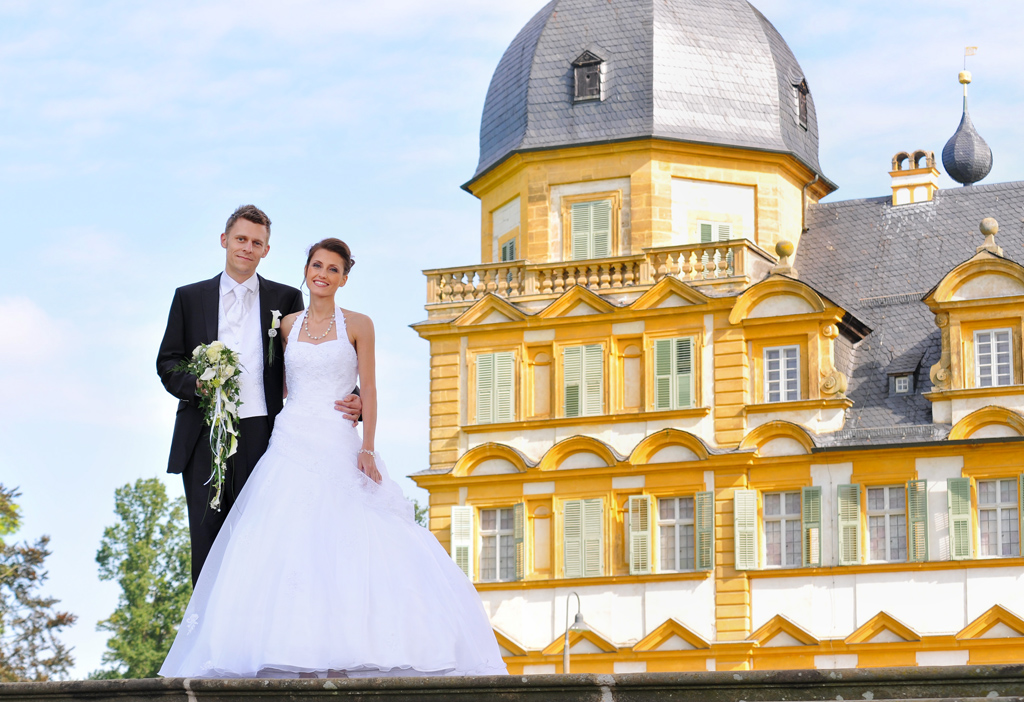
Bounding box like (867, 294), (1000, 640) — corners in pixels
(334, 394), (362, 426)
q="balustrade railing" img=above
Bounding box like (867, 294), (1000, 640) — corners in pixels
(424, 239), (775, 306)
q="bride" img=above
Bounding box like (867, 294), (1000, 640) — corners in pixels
(159, 238), (507, 678)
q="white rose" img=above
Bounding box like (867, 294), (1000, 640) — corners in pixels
(192, 345), (204, 359)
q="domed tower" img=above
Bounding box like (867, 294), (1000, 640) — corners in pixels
(942, 70), (993, 186)
(463, 0), (835, 266)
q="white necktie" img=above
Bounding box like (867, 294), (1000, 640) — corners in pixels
(226, 286), (247, 331)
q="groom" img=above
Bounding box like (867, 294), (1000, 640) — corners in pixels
(157, 205), (362, 585)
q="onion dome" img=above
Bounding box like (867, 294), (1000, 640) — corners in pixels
(942, 70), (993, 186)
(473, 0), (827, 182)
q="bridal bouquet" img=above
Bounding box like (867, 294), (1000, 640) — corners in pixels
(174, 341), (243, 511)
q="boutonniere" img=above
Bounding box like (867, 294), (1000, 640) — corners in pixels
(267, 310), (282, 366)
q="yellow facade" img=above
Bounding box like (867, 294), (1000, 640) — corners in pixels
(413, 137), (1024, 673)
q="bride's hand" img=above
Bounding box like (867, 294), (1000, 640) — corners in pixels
(358, 451), (382, 484)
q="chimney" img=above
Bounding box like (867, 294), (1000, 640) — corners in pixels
(889, 150), (939, 205)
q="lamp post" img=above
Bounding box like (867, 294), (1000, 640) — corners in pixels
(562, 591), (590, 674)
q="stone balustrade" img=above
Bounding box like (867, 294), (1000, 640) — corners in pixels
(424, 239), (777, 307)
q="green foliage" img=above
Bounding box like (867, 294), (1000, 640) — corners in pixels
(413, 499), (429, 528)
(0, 484), (76, 682)
(93, 479), (191, 679)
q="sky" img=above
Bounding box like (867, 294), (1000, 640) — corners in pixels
(0, 0), (1021, 679)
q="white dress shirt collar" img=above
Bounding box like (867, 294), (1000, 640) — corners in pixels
(220, 271), (260, 297)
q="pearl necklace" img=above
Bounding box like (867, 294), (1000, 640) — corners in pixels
(303, 310), (336, 341)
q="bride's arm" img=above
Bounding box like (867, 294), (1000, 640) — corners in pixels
(279, 312), (300, 398)
(349, 311), (381, 484)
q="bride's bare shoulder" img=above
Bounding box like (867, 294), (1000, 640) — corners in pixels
(340, 308), (374, 335)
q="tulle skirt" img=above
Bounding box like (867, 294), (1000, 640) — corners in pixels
(159, 404), (507, 678)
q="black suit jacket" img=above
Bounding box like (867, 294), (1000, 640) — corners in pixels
(157, 273), (304, 474)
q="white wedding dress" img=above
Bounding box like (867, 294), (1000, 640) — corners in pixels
(160, 309), (507, 678)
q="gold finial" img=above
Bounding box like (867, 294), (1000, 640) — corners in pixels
(771, 240), (797, 277)
(977, 217), (1002, 256)
(958, 70), (972, 85)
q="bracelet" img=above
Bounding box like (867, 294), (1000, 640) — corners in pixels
(359, 449), (376, 458)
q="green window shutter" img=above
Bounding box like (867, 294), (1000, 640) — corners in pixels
(591, 200), (612, 258)
(501, 238), (516, 262)
(494, 351), (515, 422)
(628, 495), (651, 575)
(947, 478), (972, 561)
(571, 203), (591, 260)
(513, 502), (526, 580)
(700, 222), (713, 244)
(908, 479), (928, 562)
(695, 490), (715, 571)
(654, 339), (672, 410)
(583, 343), (603, 416)
(564, 346), (582, 417)
(676, 337), (693, 409)
(450, 506), (474, 579)
(563, 499), (583, 578)
(733, 489), (757, 570)
(476, 354), (494, 425)
(582, 498), (604, 577)
(837, 484), (861, 566)
(802, 486), (822, 567)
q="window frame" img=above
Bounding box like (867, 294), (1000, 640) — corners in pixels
(763, 345), (801, 403)
(651, 336), (696, 411)
(562, 343), (605, 418)
(867, 485), (908, 563)
(473, 350), (517, 425)
(974, 328), (1014, 388)
(762, 491), (803, 568)
(894, 375), (910, 394)
(977, 477), (1020, 558)
(657, 496), (696, 572)
(478, 506), (517, 582)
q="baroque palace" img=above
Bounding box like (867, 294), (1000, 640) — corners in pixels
(411, 0), (1024, 673)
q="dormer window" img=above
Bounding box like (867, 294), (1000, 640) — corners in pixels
(894, 375), (911, 394)
(975, 329), (1013, 387)
(572, 51), (603, 102)
(793, 79), (809, 129)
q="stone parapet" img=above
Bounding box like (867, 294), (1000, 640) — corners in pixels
(4, 666), (1024, 702)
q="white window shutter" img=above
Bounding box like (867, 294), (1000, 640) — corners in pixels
(564, 499), (583, 578)
(583, 343), (603, 416)
(591, 200), (612, 258)
(676, 337), (693, 409)
(494, 351), (515, 422)
(654, 339), (672, 410)
(476, 353), (494, 425)
(947, 477), (972, 561)
(733, 489), (757, 570)
(564, 346), (582, 417)
(513, 502), (526, 580)
(628, 495), (651, 575)
(908, 479), (928, 562)
(802, 486), (822, 567)
(571, 203), (591, 260)
(695, 491), (714, 571)
(582, 498), (604, 577)
(450, 505), (474, 579)
(837, 484), (861, 565)
(716, 223), (732, 241)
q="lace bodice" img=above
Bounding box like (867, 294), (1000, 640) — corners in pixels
(282, 308), (358, 417)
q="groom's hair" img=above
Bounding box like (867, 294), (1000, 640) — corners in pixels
(225, 204), (272, 236)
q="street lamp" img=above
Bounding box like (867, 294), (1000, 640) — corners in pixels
(562, 591), (590, 674)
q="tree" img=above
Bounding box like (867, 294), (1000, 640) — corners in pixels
(413, 499), (429, 528)
(93, 479), (191, 679)
(0, 484), (77, 682)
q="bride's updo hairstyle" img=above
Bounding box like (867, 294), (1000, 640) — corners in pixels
(305, 238), (355, 275)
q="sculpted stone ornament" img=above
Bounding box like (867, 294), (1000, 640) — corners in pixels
(818, 323), (847, 397)
(929, 312), (952, 391)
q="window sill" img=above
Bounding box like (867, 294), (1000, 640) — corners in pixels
(746, 555), (1024, 578)
(924, 384), (1024, 401)
(743, 398), (853, 414)
(465, 407), (711, 433)
(473, 570), (711, 590)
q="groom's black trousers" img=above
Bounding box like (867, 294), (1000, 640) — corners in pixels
(182, 416), (271, 586)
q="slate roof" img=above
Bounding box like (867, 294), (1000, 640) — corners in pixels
(797, 181), (1024, 442)
(473, 0), (824, 183)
